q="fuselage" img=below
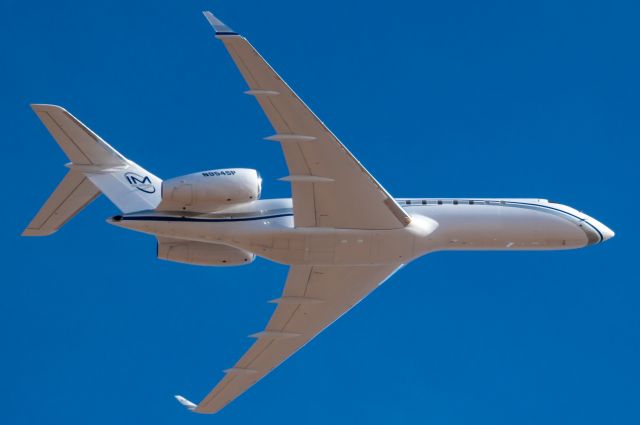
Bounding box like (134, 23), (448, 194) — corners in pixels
(109, 197), (614, 266)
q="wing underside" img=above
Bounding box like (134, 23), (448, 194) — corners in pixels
(183, 263), (401, 414)
(203, 11), (410, 230)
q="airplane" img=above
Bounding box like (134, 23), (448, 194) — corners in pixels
(23, 11), (614, 414)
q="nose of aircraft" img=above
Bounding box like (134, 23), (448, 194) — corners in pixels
(599, 223), (615, 241)
(585, 216), (615, 244)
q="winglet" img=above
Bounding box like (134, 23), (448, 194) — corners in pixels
(202, 11), (237, 35)
(174, 395), (197, 411)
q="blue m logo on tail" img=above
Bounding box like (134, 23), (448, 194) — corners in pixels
(125, 172), (156, 193)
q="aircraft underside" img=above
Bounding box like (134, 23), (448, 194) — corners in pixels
(23, 10), (614, 415)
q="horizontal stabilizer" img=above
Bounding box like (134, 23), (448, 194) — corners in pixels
(23, 169), (100, 236)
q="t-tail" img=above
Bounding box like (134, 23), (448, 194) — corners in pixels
(22, 104), (162, 236)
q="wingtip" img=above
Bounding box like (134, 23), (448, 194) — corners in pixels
(174, 395), (197, 411)
(202, 10), (237, 35)
(30, 104), (66, 112)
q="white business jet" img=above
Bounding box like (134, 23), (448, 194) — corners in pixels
(23, 11), (614, 414)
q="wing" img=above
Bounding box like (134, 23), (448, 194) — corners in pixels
(203, 11), (410, 230)
(178, 263), (402, 414)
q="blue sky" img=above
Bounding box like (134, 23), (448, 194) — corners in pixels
(2, 1), (638, 424)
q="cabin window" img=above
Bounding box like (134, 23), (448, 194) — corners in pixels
(437, 200), (443, 205)
(469, 200), (475, 205)
(453, 200), (459, 205)
(422, 200), (427, 205)
(406, 200), (411, 205)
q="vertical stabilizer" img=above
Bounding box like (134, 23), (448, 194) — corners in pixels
(24, 105), (162, 236)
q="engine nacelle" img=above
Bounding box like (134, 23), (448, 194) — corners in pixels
(158, 168), (261, 212)
(157, 239), (255, 266)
